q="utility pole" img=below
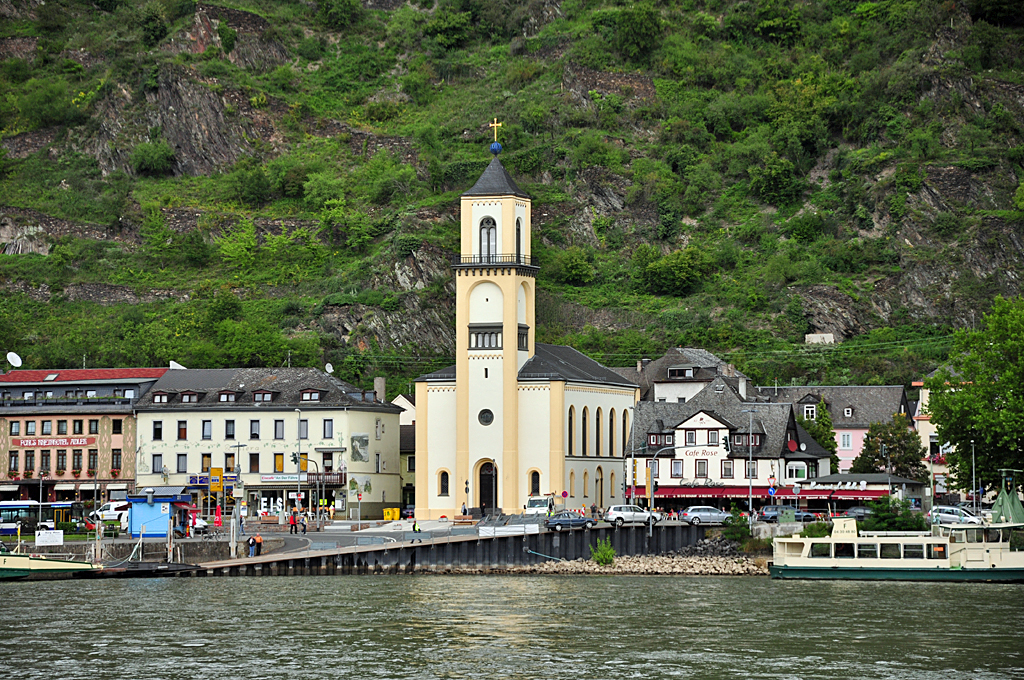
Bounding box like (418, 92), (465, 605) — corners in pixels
(742, 408), (758, 530)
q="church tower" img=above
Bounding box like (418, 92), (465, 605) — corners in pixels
(452, 132), (537, 512)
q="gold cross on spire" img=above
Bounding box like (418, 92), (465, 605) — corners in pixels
(489, 117), (502, 142)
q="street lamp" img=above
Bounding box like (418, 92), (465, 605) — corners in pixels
(295, 408), (302, 515)
(741, 408), (758, 530)
(971, 439), (976, 516)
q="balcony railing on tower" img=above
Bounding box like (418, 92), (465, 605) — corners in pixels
(451, 254), (539, 267)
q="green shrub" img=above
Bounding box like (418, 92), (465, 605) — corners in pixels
(296, 37), (326, 61)
(800, 521), (831, 538)
(19, 78), (82, 129)
(131, 140), (175, 176)
(139, 2), (169, 48)
(589, 537), (616, 566)
(424, 10), (472, 50)
(380, 294), (400, 312)
(217, 23), (237, 54)
(932, 211), (961, 237)
(229, 165), (271, 207)
(317, 0), (363, 29)
(720, 508), (751, 542)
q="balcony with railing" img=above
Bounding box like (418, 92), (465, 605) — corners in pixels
(307, 472), (348, 486)
(451, 253), (539, 268)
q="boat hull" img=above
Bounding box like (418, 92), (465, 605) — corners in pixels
(0, 554), (97, 581)
(769, 564), (1024, 583)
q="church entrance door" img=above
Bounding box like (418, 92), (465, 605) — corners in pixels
(479, 462), (497, 514)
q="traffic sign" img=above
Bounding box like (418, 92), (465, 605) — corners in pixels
(768, 487), (776, 496)
(561, 491), (568, 498)
(358, 493), (362, 501)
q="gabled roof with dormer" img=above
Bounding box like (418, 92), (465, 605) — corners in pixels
(752, 385), (909, 429)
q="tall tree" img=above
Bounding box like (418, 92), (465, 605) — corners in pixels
(796, 398), (839, 473)
(850, 413), (927, 482)
(926, 296), (1024, 494)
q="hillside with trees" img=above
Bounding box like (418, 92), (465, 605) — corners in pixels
(1, 0), (1023, 394)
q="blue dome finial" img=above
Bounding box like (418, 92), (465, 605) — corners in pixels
(490, 141), (503, 156)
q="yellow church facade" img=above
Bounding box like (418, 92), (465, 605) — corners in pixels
(414, 146), (638, 518)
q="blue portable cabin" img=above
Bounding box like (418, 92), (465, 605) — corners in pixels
(127, 486), (192, 538)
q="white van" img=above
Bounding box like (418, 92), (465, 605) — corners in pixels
(90, 502), (130, 530)
(524, 496), (555, 516)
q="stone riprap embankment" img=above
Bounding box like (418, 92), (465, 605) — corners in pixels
(512, 553), (768, 576)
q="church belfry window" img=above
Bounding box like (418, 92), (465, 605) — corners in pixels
(516, 218), (522, 262)
(480, 217), (497, 262)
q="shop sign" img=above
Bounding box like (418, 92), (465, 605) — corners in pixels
(260, 474), (300, 483)
(188, 475), (210, 485)
(682, 449), (720, 457)
(260, 496), (285, 514)
(12, 437), (95, 447)
(678, 478), (726, 488)
(210, 467), (223, 493)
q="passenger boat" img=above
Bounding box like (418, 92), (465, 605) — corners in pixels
(769, 517), (1024, 582)
(0, 543), (98, 581)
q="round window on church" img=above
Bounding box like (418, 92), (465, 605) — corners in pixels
(478, 409), (494, 426)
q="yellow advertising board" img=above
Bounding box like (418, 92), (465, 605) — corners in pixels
(210, 467), (223, 492)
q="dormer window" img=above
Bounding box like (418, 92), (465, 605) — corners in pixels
(301, 390), (321, 402)
(219, 392), (236, 402)
(667, 367), (695, 379)
(181, 392), (199, 403)
(844, 407), (852, 418)
(153, 393), (169, 403)
(803, 404), (816, 420)
(253, 391), (273, 402)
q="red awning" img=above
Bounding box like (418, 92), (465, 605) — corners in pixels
(625, 486), (891, 500)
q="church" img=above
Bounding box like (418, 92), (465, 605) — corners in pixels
(414, 133), (638, 518)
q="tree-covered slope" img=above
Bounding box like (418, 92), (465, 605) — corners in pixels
(1, 0), (1023, 394)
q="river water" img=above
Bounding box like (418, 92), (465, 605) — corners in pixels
(1, 575), (1021, 679)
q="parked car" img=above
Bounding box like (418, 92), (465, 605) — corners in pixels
(545, 511), (595, 531)
(927, 505), (983, 525)
(401, 506), (415, 519)
(679, 506), (730, 525)
(842, 506), (874, 520)
(605, 505), (661, 527)
(90, 501), (130, 523)
(758, 506), (816, 523)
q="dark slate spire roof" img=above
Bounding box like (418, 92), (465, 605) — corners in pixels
(461, 156), (530, 199)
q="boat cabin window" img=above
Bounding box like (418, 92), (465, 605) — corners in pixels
(834, 543), (855, 558)
(810, 543), (831, 558)
(927, 544), (947, 559)
(966, 529), (983, 543)
(857, 544), (878, 559)
(903, 544), (924, 559)
(950, 530), (963, 543)
(880, 544), (901, 559)
(985, 529), (1005, 543)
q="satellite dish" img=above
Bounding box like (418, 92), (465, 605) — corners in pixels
(325, 363), (334, 374)
(6, 352), (22, 368)
(799, 443), (807, 451)
(169, 360), (187, 370)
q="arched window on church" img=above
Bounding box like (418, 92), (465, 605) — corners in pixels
(582, 407), (589, 456)
(439, 471), (449, 496)
(583, 470), (590, 498)
(595, 407), (603, 457)
(480, 217), (496, 262)
(622, 410), (630, 455)
(516, 218), (522, 263)
(569, 470), (575, 498)
(530, 471), (540, 496)
(567, 406), (575, 456)
(610, 471), (616, 498)
(609, 408), (616, 457)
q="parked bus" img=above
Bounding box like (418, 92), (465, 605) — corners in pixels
(0, 501), (86, 535)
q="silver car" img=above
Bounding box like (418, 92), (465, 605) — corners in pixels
(605, 505), (661, 527)
(927, 505), (983, 525)
(679, 506), (730, 525)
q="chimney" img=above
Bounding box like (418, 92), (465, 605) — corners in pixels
(374, 376), (387, 403)
(739, 376), (747, 400)
(725, 363), (736, 377)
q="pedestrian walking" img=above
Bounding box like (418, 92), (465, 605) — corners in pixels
(461, 502), (467, 516)
(239, 514), (246, 536)
(289, 510), (297, 534)
(255, 532), (263, 556)
(247, 535), (256, 558)
(300, 516), (307, 535)
(591, 503), (597, 519)
(412, 519), (421, 533)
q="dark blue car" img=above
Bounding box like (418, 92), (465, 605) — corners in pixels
(544, 511), (596, 531)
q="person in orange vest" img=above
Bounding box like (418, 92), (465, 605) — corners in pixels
(254, 532), (263, 556)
